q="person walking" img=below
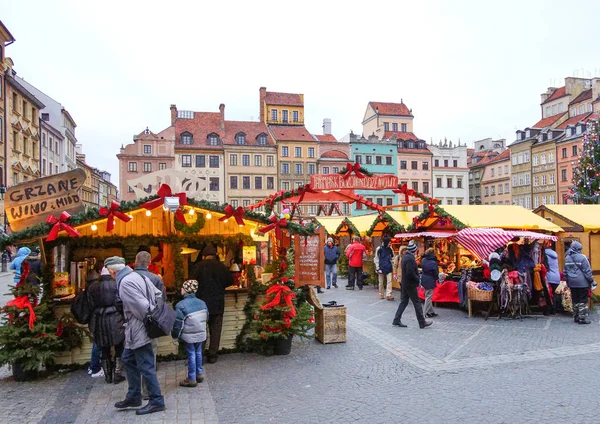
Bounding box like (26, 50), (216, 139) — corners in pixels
(392, 241), (432, 329)
(544, 244), (562, 313)
(564, 241), (594, 324)
(324, 238), (340, 290)
(9, 247), (30, 284)
(374, 236), (395, 300)
(420, 248), (439, 318)
(24, 248), (43, 286)
(345, 236), (367, 290)
(172, 280), (209, 387)
(393, 245), (406, 289)
(87, 266), (126, 384)
(190, 246), (233, 364)
(106, 256), (165, 415)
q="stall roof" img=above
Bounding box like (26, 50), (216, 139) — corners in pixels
(386, 210), (419, 228)
(394, 231), (455, 239)
(440, 205), (563, 232)
(314, 216), (345, 235)
(537, 205), (600, 232)
(315, 214), (380, 236)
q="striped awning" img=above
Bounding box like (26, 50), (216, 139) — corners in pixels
(394, 231), (455, 239)
(454, 228), (557, 260)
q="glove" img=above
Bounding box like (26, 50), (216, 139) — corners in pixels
(592, 281), (597, 291)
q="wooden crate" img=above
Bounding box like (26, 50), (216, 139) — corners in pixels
(315, 307), (346, 344)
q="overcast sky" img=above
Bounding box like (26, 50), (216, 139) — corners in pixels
(2, 0), (599, 184)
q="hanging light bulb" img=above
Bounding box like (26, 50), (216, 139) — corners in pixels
(163, 205), (168, 212)
(188, 208), (195, 215)
(112, 220), (116, 227)
(146, 210), (152, 217)
(223, 218), (229, 223)
(91, 224), (98, 231)
(128, 214), (134, 220)
(205, 212), (212, 219)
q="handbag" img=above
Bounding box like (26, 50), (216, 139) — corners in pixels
(137, 272), (176, 339)
(71, 290), (92, 324)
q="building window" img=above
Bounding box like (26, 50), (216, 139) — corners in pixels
(457, 178), (462, 189)
(333, 167), (339, 173)
(436, 178), (442, 188)
(209, 155), (219, 168)
(491, 186), (495, 195)
(255, 176), (263, 190)
(453, 160), (458, 167)
(229, 154), (237, 166)
(243, 200), (251, 208)
(281, 163), (290, 174)
(457, 199), (463, 205)
(484, 187), (489, 196)
(210, 177), (219, 191)
(561, 169), (567, 182)
(386, 156), (392, 165)
(256, 133), (268, 145)
(295, 181), (303, 188)
(525, 174), (530, 185)
(498, 184), (503, 194)
(572, 145), (578, 156)
(308, 164), (316, 174)
(542, 195), (547, 205)
(267, 155), (274, 167)
(196, 155), (206, 168)
(534, 197), (540, 208)
(444, 159), (449, 167)
(383, 122), (389, 131)
(550, 194), (555, 204)
(550, 173), (555, 184)
(180, 132), (193, 145)
(323, 167), (330, 174)
(308, 147), (315, 158)
(541, 175), (547, 185)
(157, 162), (166, 170)
(434, 159), (439, 167)
(422, 161), (429, 171)
(524, 152), (530, 163)
(271, 109), (278, 121)
(206, 133), (219, 146)
(182, 155), (192, 167)
(561, 147), (567, 159)
(230, 176), (238, 189)
(366, 156), (372, 165)
(292, 110), (299, 123)
(400, 161), (407, 170)
(267, 177), (274, 190)
(295, 163), (303, 175)
(282, 110), (288, 123)
(541, 154), (546, 165)
(533, 176), (539, 186)
(423, 182), (429, 194)
(230, 200), (239, 208)
(376, 156), (382, 165)
(242, 176), (250, 190)
(295, 147), (302, 158)
(242, 154), (250, 167)
(491, 168), (495, 177)
(447, 199), (453, 205)
(391, 123), (398, 132)
(281, 146), (289, 157)
(375, 198), (383, 206)
(447, 178), (453, 188)
(254, 155), (262, 167)
(401, 123), (407, 132)
(412, 181), (419, 191)
(128, 186), (134, 193)
(144, 162), (152, 172)
(282, 181), (290, 190)
(505, 183), (509, 193)
(411, 161), (418, 170)
(143, 145), (152, 154)
(128, 162), (137, 172)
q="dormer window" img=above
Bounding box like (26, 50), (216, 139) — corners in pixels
(407, 141), (415, 149)
(566, 127), (572, 137)
(235, 132), (246, 145)
(525, 130), (530, 138)
(207, 133), (219, 146)
(547, 131), (552, 140)
(256, 133), (268, 145)
(576, 125), (583, 135)
(418, 141), (426, 149)
(180, 132), (193, 145)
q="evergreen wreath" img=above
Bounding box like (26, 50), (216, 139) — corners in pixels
(174, 212), (206, 234)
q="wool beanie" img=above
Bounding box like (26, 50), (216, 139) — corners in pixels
(183, 279), (199, 294)
(407, 240), (418, 254)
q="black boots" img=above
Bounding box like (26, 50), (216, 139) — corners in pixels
(577, 303), (591, 324)
(113, 358), (125, 384)
(101, 359), (113, 384)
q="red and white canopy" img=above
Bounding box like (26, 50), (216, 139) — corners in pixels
(394, 231), (455, 239)
(454, 228), (557, 260)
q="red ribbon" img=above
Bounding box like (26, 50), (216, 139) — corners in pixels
(219, 205), (246, 226)
(297, 184), (317, 203)
(268, 191), (285, 208)
(16, 261), (30, 288)
(258, 214), (287, 240)
(99, 200), (132, 231)
(394, 183), (416, 204)
(428, 198), (436, 213)
(6, 296), (36, 330)
(46, 212), (81, 242)
(343, 162), (365, 179)
(140, 184), (188, 224)
(260, 284), (297, 326)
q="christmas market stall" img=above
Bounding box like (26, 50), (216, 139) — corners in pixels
(1, 176), (318, 372)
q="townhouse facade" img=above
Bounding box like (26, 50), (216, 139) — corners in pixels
(468, 138), (506, 205)
(480, 150), (511, 205)
(76, 146), (117, 208)
(429, 140), (469, 205)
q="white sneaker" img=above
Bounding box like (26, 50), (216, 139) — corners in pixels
(87, 367), (92, 375)
(91, 369), (104, 378)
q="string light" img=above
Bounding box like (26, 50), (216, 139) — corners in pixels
(188, 208), (195, 215)
(162, 205), (168, 211)
(146, 210), (152, 216)
(205, 212), (212, 220)
(91, 224), (98, 231)
(128, 214), (134, 220)
(223, 219), (229, 223)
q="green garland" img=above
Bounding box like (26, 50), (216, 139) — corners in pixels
(174, 212), (206, 234)
(366, 212), (406, 237)
(335, 217), (360, 236)
(337, 165), (374, 177)
(405, 205), (466, 232)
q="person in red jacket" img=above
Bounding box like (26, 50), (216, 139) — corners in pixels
(345, 236), (367, 290)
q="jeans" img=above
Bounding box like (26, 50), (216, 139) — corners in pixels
(348, 266), (363, 288)
(325, 264), (338, 288)
(423, 288), (435, 315)
(378, 272), (393, 298)
(205, 313), (224, 357)
(393, 283), (426, 326)
(571, 287), (589, 306)
(185, 342), (203, 380)
(122, 343), (164, 407)
(90, 343), (102, 373)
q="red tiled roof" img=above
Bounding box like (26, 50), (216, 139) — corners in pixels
(265, 91), (303, 106)
(397, 148), (432, 155)
(532, 112), (566, 129)
(569, 89), (592, 105)
(370, 101), (412, 117)
(542, 86), (566, 105)
(315, 134), (337, 142)
(175, 112), (223, 150)
(320, 150), (348, 159)
(268, 125), (316, 142)
(223, 120), (274, 146)
(384, 131), (418, 141)
(556, 112), (594, 129)
(467, 148), (475, 156)
(486, 149), (510, 164)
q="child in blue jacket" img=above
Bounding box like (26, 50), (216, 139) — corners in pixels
(172, 280), (209, 387)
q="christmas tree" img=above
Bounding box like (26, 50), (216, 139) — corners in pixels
(570, 121), (600, 204)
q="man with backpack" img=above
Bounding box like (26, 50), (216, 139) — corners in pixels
(105, 256), (166, 416)
(374, 236), (395, 300)
(346, 236), (367, 290)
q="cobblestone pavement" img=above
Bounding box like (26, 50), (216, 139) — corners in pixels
(1, 277), (600, 423)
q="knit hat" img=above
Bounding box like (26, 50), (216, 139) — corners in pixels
(182, 279), (198, 294)
(202, 246), (216, 257)
(407, 240), (418, 254)
(326, 237), (333, 244)
(104, 256), (125, 267)
(383, 236), (391, 246)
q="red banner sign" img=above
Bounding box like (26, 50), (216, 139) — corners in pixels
(310, 174), (399, 191)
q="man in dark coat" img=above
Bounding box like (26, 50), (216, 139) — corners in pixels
(190, 245), (233, 364)
(392, 241), (432, 329)
(24, 248), (43, 286)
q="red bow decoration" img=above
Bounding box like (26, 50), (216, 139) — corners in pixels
(46, 212), (81, 242)
(16, 261), (30, 288)
(297, 184), (317, 203)
(394, 183), (416, 204)
(343, 162), (365, 179)
(140, 184), (187, 224)
(219, 205), (246, 226)
(428, 198), (436, 213)
(261, 284), (297, 327)
(268, 191), (285, 208)
(258, 214), (287, 240)
(6, 296), (36, 330)
(99, 200), (132, 231)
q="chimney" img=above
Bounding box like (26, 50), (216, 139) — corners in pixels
(170, 104), (177, 125)
(219, 103), (225, 130)
(322, 118), (332, 135)
(259, 87), (266, 122)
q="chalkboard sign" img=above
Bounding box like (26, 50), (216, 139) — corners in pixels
(294, 226), (325, 288)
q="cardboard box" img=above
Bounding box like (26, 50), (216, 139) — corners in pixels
(315, 306), (346, 344)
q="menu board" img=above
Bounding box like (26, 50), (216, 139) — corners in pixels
(294, 226), (325, 288)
